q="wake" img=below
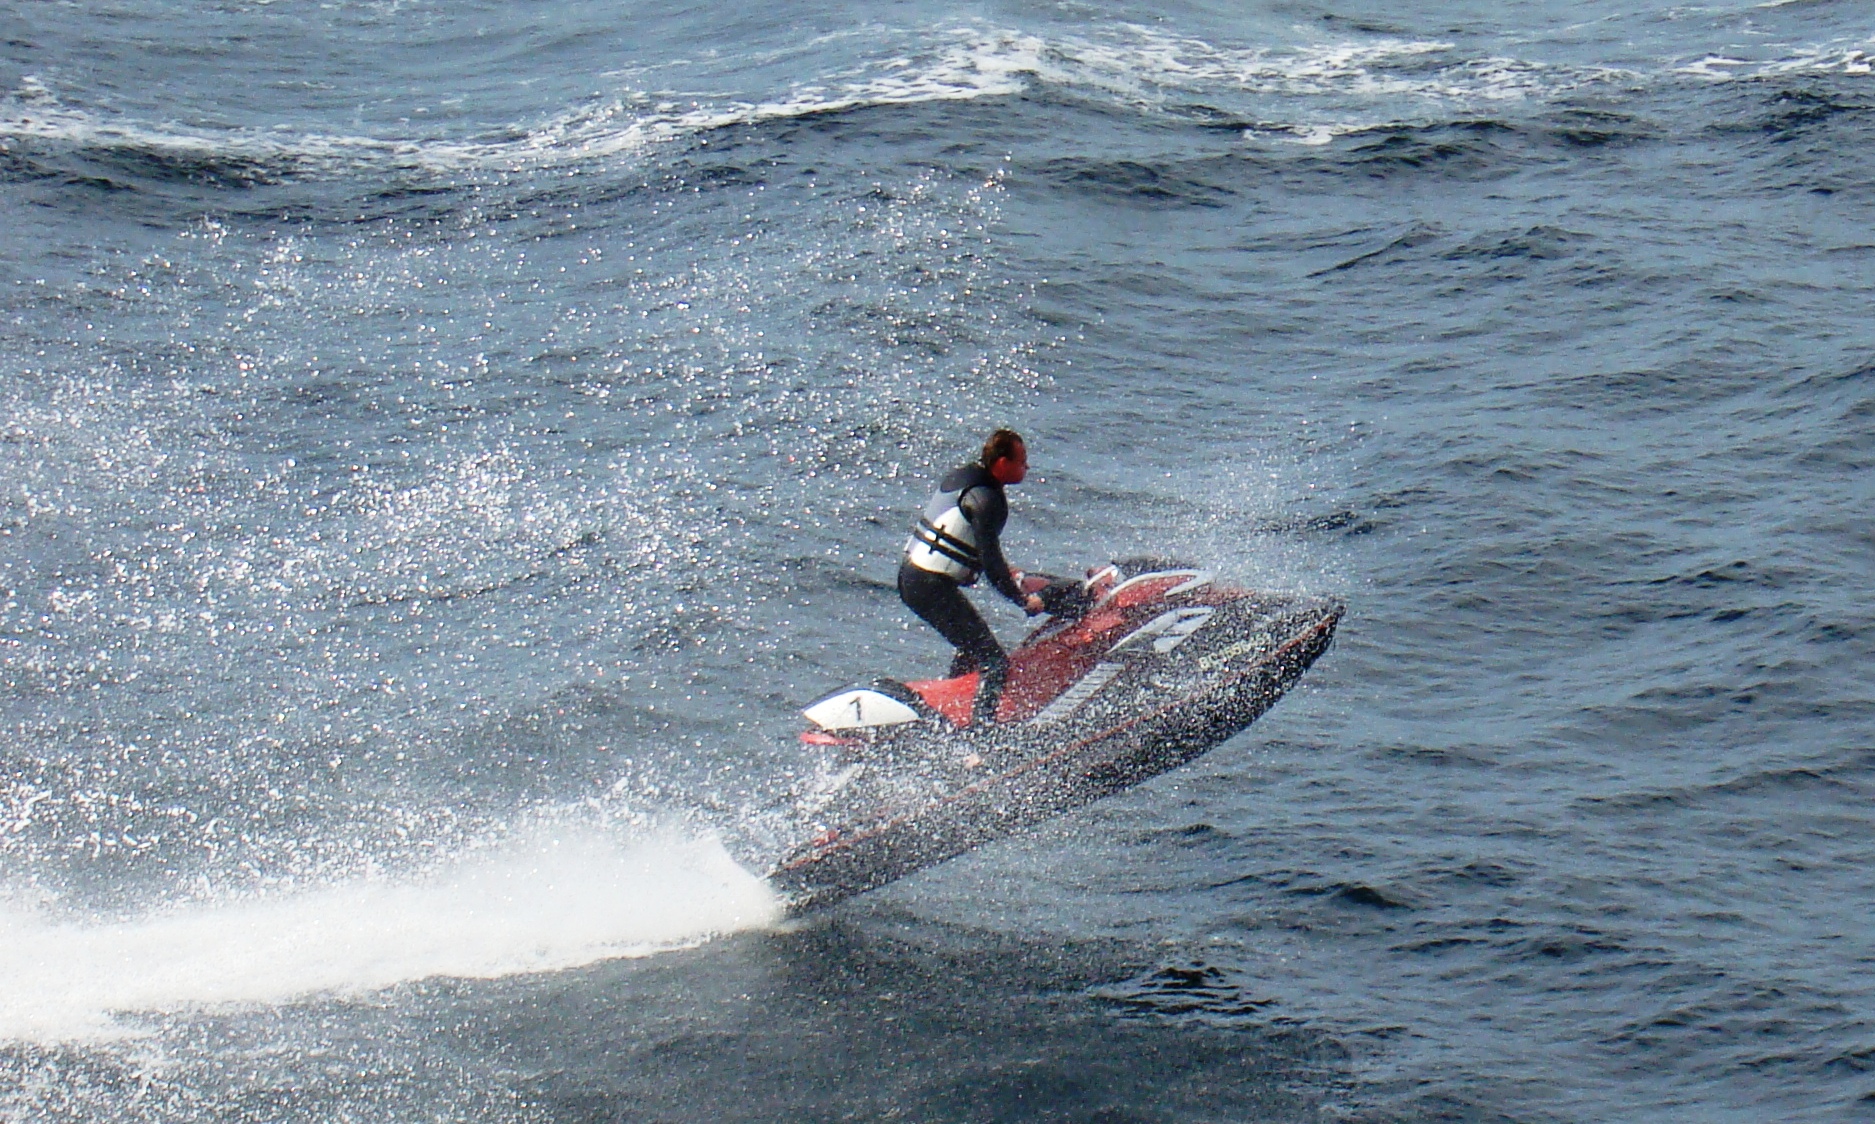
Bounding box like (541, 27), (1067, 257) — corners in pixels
(0, 830), (779, 1042)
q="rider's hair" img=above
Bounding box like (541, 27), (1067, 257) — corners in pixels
(980, 428), (1026, 468)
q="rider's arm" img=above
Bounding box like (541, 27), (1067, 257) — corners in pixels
(961, 485), (1026, 606)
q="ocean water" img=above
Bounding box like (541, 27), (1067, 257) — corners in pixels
(2, 0), (1872, 1119)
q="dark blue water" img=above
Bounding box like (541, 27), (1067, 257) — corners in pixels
(3, 1), (1873, 1119)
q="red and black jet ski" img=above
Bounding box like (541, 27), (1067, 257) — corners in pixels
(769, 557), (1342, 912)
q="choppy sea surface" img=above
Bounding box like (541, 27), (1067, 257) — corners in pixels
(2, 0), (1872, 1119)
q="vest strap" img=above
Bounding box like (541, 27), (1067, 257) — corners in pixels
(912, 516), (979, 569)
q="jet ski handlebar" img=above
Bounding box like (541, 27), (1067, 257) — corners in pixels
(1022, 572), (1094, 620)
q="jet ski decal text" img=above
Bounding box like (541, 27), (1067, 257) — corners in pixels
(1195, 631), (1277, 674)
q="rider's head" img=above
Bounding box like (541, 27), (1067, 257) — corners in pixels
(982, 428), (1028, 485)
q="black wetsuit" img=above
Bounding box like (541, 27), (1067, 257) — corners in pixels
(898, 463), (1027, 724)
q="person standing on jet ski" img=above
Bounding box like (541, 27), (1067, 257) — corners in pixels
(899, 428), (1045, 725)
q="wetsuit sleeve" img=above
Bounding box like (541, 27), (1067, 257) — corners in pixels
(961, 484), (1025, 605)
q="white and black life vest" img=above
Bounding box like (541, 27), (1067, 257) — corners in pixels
(904, 466), (995, 582)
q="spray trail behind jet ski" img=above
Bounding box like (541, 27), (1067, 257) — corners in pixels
(0, 829), (777, 1043)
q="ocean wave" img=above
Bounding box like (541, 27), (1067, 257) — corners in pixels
(0, 29), (1042, 185)
(575, 25), (1634, 151)
(3, 22), (1860, 199)
(0, 24), (1639, 184)
(0, 76), (436, 186)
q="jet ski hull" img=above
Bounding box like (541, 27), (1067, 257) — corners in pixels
(773, 577), (1341, 913)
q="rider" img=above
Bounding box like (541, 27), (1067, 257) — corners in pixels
(898, 428), (1045, 725)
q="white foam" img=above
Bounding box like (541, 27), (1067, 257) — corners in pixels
(0, 830), (779, 1043)
(1023, 25), (1629, 107)
(1674, 41), (1875, 79)
(0, 75), (436, 171)
(432, 26), (1047, 166)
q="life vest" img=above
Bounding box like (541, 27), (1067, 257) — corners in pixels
(904, 466), (994, 582)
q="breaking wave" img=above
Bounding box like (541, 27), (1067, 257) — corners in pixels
(0, 22), (1660, 182)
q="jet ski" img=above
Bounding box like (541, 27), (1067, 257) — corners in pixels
(770, 557), (1342, 912)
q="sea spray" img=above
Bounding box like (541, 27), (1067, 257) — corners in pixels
(0, 830), (779, 1043)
